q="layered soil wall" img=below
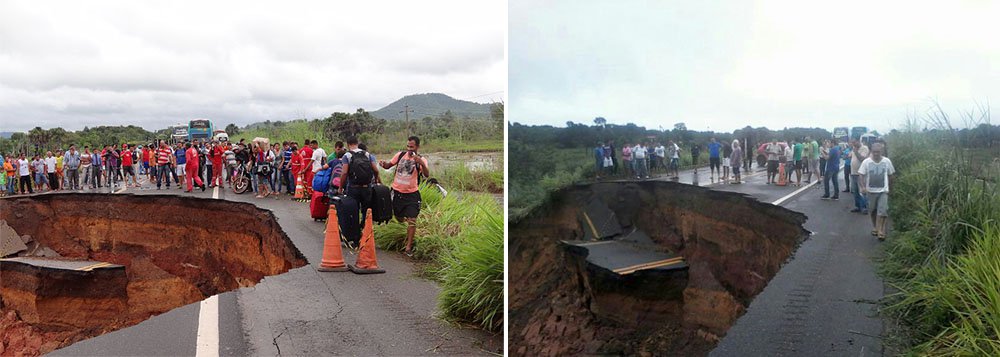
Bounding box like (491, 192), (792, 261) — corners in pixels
(0, 193), (307, 356)
(510, 181), (809, 356)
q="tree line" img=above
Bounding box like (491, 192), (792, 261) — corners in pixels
(1, 103), (505, 157)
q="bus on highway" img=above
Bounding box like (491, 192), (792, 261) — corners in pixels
(169, 124), (188, 144)
(851, 126), (869, 141)
(188, 119), (214, 141)
(832, 127), (849, 142)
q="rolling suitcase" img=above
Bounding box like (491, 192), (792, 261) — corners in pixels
(310, 190), (329, 221)
(372, 184), (393, 224)
(336, 194), (361, 243)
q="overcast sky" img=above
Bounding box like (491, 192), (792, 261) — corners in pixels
(0, 0), (505, 133)
(510, 0), (1000, 133)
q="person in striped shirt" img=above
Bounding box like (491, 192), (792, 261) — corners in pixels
(156, 141), (173, 190)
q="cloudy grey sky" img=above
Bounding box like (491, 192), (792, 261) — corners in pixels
(0, 0), (505, 132)
(510, 0), (1000, 132)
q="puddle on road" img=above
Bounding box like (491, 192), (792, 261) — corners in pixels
(509, 181), (809, 356)
(0, 194), (307, 356)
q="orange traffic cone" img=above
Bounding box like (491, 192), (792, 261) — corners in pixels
(777, 163), (788, 186)
(318, 205), (349, 272)
(294, 174), (304, 199)
(349, 209), (385, 274)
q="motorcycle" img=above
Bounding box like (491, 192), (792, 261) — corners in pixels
(230, 161), (253, 194)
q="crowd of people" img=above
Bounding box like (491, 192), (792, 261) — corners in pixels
(0, 134), (433, 253)
(589, 134), (894, 241)
(593, 138), (740, 182)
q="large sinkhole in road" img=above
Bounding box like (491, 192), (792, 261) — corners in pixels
(510, 181), (810, 356)
(0, 193), (307, 355)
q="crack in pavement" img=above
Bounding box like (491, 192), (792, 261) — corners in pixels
(271, 328), (286, 357)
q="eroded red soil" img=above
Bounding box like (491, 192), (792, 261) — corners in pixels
(0, 193), (307, 356)
(509, 181), (809, 356)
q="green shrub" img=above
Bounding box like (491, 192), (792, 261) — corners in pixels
(912, 223), (1000, 356)
(371, 183), (502, 330)
(879, 114), (1000, 354)
(436, 206), (504, 332)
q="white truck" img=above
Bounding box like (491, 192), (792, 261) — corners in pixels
(213, 130), (229, 142)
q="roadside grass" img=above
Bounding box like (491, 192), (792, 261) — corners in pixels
(373, 184), (503, 332)
(436, 205), (504, 332)
(879, 113), (1000, 355)
(916, 223), (1000, 356)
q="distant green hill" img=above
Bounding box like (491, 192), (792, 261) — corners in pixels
(371, 93), (491, 120)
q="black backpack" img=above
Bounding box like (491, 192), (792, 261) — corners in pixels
(348, 150), (374, 186)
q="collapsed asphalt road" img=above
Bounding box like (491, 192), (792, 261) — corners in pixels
(510, 165), (884, 356)
(658, 166), (885, 356)
(33, 179), (500, 356)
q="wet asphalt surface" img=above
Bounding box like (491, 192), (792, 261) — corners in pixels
(617, 164), (884, 356)
(46, 176), (498, 356)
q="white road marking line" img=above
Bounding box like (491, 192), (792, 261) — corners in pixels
(196, 184), (221, 357)
(772, 179), (819, 205)
(195, 295), (219, 357)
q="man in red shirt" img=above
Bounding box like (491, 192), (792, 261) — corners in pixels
(142, 145), (154, 183)
(155, 141), (173, 190)
(300, 140), (314, 197)
(121, 144), (138, 187)
(210, 141), (224, 187)
(184, 143), (205, 192)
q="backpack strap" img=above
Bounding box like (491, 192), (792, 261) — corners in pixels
(392, 151), (405, 174)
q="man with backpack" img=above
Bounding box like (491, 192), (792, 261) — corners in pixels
(337, 136), (382, 248)
(379, 136), (429, 257)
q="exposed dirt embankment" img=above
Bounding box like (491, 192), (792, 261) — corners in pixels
(510, 181), (809, 356)
(0, 193), (307, 356)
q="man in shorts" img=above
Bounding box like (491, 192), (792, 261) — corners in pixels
(707, 138), (722, 180)
(805, 136), (820, 184)
(765, 139), (780, 184)
(379, 136), (429, 257)
(121, 144), (138, 187)
(858, 143), (894, 241)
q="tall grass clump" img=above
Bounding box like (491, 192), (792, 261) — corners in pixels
(879, 106), (1000, 354)
(374, 184), (497, 265)
(371, 183), (503, 330)
(436, 206), (504, 332)
(913, 222), (1000, 356)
